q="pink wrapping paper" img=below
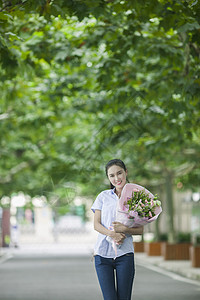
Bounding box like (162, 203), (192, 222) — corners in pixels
(116, 183), (162, 227)
(106, 183), (162, 257)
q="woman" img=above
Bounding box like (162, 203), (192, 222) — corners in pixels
(91, 159), (143, 300)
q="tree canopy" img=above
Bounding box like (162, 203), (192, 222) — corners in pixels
(0, 0), (200, 211)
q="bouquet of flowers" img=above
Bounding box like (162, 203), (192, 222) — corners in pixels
(116, 183), (162, 228)
(107, 183), (162, 255)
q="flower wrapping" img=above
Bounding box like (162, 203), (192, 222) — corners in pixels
(116, 183), (162, 227)
(106, 183), (162, 255)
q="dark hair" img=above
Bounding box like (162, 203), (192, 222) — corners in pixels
(105, 159), (129, 189)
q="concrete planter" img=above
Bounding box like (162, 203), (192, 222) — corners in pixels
(145, 242), (163, 256)
(133, 242), (144, 253)
(190, 245), (200, 268)
(162, 242), (191, 260)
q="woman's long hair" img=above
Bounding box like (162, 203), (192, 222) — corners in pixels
(105, 159), (129, 189)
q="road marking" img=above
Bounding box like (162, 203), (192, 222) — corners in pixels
(137, 260), (200, 287)
(0, 253), (13, 265)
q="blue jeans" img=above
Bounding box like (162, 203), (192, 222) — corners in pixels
(94, 253), (135, 300)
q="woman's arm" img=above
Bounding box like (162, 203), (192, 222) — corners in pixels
(94, 210), (126, 244)
(112, 222), (144, 235)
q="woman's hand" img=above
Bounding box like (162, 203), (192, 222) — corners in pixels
(113, 232), (126, 244)
(109, 231), (126, 244)
(114, 233), (126, 244)
(112, 221), (127, 234)
(113, 222), (144, 235)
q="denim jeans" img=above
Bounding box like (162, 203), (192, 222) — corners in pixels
(94, 253), (135, 300)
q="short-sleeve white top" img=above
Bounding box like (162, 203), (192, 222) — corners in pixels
(91, 188), (134, 258)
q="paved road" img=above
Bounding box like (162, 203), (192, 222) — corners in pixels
(0, 254), (200, 300)
(134, 263), (200, 300)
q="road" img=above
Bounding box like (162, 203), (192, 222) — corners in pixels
(0, 254), (200, 300)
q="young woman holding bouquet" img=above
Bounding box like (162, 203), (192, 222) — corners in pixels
(91, 159), (143, 300)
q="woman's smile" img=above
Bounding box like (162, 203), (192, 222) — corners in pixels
(116, 181), (122, 185)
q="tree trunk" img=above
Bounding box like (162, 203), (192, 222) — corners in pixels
(154, 215), (160, 241)
(165, 171), (176, 243)
(154, 185), (163, 241)
(2, 208), (10, 247)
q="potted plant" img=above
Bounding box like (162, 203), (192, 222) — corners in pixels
(133, 236), (144, 253)
(162, 233), (191, 260)
(190, 235), (200, 268)
(134, 241), (145, 252)
(144, 234), (167, 256)
(145, 241), (163, 256)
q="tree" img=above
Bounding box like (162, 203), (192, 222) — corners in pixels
(0, 0), (200, 242)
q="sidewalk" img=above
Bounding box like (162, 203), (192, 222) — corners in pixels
(1, 244), (200, 283)
(135, 252), (200, 283)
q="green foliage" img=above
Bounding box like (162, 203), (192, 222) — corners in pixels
(177, 232), (191, 243)
(0, 0), (199, 204)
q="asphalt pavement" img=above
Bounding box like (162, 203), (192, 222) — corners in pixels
(1, 242), (200, 282)
(135, 252), (200, 282)
(0, 245), (200, 300)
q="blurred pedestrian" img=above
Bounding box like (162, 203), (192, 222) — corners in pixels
(91, 159), (143, 300)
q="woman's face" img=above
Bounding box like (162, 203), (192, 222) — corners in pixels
(107, 164), (127, 190)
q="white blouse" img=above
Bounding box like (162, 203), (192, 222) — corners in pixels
(91, 188), (134, 258)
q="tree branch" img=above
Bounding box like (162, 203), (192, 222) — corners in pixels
(0, 0), (28, 12)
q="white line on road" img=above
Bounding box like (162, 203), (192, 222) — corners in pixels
(0, 253), (13, 265)
(137, 260), (200, 287)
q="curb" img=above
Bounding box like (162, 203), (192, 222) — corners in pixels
(135, 253), (200, 284)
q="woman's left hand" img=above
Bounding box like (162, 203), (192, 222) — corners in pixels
(112, 222), (127, 234)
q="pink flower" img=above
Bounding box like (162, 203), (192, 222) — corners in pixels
(122, 204), (129, 212)
(149, 211), (152, 218)
(129, 211), (138, 218)
(139, 200), (145, 207)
